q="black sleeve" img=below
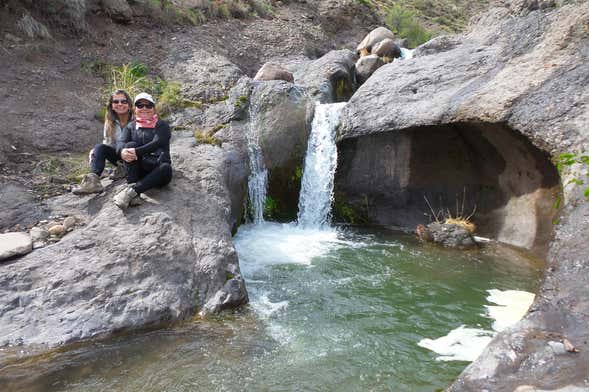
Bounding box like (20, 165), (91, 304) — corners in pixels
(135, 121), (171, 157)
(116, 123), (133, 157)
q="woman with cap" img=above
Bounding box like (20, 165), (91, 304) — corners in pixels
(113, 92), (173, 209)
(72, 89), (133, 194)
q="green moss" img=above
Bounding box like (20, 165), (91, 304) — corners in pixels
(264, 195), (279, 219)
(37, 153), (89, 184)
(194, 126), (223, 146)
(234, 95), (248, 109)
(332, 192), (369, 225)
(334, 78), (353, 102)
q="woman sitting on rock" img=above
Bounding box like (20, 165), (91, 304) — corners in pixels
(72, 89), (133, 194)
(113, 92), (173, 209)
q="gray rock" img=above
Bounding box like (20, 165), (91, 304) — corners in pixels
(47, 224), (66, 237)
(0, 131), (249, 351)
(161, 50), (244, 103)
(250, 81), (310, 170)
(101, 0), (132, 23)
(279, 49), (357, 102)
(372, 38), (401, 59)
(29, 227), (49, 242)
(62, 216), (76, 229)
(0, 232), (32, 260)
(247, 80), (312, 220)
(254, 63), (294, 83)
(356, 26), (395, 55)
(413, 34), (464, 57)
(355, 54), (385, 84)
(425, 222), (477, 249)
(0, 183), (44, 231)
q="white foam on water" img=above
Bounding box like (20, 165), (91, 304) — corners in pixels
(418, 289), (535, 362)
(418, 326), (495, 362)
(254, 293), (289, 319)
(485, 289), (535, 332)
(234, 222), (349, 273)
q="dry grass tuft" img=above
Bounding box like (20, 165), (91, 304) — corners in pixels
(444, 217), (476, 233)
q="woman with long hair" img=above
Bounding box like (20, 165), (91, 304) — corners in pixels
(113, 92), (172, 209)
(72, 89), (133, 194)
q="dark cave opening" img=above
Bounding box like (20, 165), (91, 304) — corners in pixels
(335, 122), (561, 255)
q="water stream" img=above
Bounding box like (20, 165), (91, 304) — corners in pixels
(246, 99), (268, 224)
(297, 102), (346, 228)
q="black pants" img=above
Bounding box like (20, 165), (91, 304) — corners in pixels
(90, 144), (118, 176)
(124, 142), (172, 194)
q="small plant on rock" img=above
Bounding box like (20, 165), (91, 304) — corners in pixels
(423, 188), (477, 233)
(554, 152), (589, 200)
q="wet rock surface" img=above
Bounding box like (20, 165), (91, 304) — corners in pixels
(418, 223), (477, 249)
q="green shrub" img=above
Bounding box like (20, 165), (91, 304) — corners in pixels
(385, 4), (432, 48)
(554, 152), (589, 199)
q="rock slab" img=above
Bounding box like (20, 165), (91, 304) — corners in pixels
(0, 232), (32, 260)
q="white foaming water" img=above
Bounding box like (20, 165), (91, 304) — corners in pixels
(418, 289), (535, 362)
(400, 47), (414, 59)
(485, 289), (536, 332)
(235, 222), (350, 343)
(234, 222), (345, 274)
(297, 102), (347, 228)
(246, 99), (268, 224)
(418, 326), (494, 362)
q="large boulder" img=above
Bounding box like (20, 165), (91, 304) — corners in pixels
(0, 130), (249, 352)
(278, 49), (357, 102)
(356, 26), (395, 56)
(354, 54), (385, 84)
(161, 49), (244, 102)
(254, 63), (294, 83)
(372, 38), (401, 59)
(337, 3), (589, 390)
(247, 80), (312, 220)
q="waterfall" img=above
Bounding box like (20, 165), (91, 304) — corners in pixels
(400, 47), (414, 59)
(297, 102), (347, 228)
(246, 100), (268, 224)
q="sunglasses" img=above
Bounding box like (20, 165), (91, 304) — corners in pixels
(112, 99), (129, 104)
(136, 102), (155, 109)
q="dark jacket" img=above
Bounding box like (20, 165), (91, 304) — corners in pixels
(118, 119), (172, 164)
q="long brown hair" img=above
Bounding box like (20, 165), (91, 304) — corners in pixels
(104, 90), (133, 140)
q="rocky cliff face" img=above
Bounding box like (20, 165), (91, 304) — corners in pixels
(337, 1), (589, 390)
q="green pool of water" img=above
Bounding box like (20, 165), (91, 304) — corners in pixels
(0, 223), (542, 392)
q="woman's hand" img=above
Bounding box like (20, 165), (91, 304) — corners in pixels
(121, 148), (137, 163)
(88, 148), (94, 164)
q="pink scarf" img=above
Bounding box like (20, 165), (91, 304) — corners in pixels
(136, 114), (158, 129)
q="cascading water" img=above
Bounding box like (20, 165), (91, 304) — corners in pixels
(246, 99), (268, 224)
(297, 102), (347, 228)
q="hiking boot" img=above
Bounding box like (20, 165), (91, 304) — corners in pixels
(72, 173), (103, 195)
(113, 185), (138, 210)
(109, 162), (127, 180)
(129, 195), (144, 207)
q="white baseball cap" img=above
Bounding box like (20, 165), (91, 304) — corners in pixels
(134, 92), (155, 105)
